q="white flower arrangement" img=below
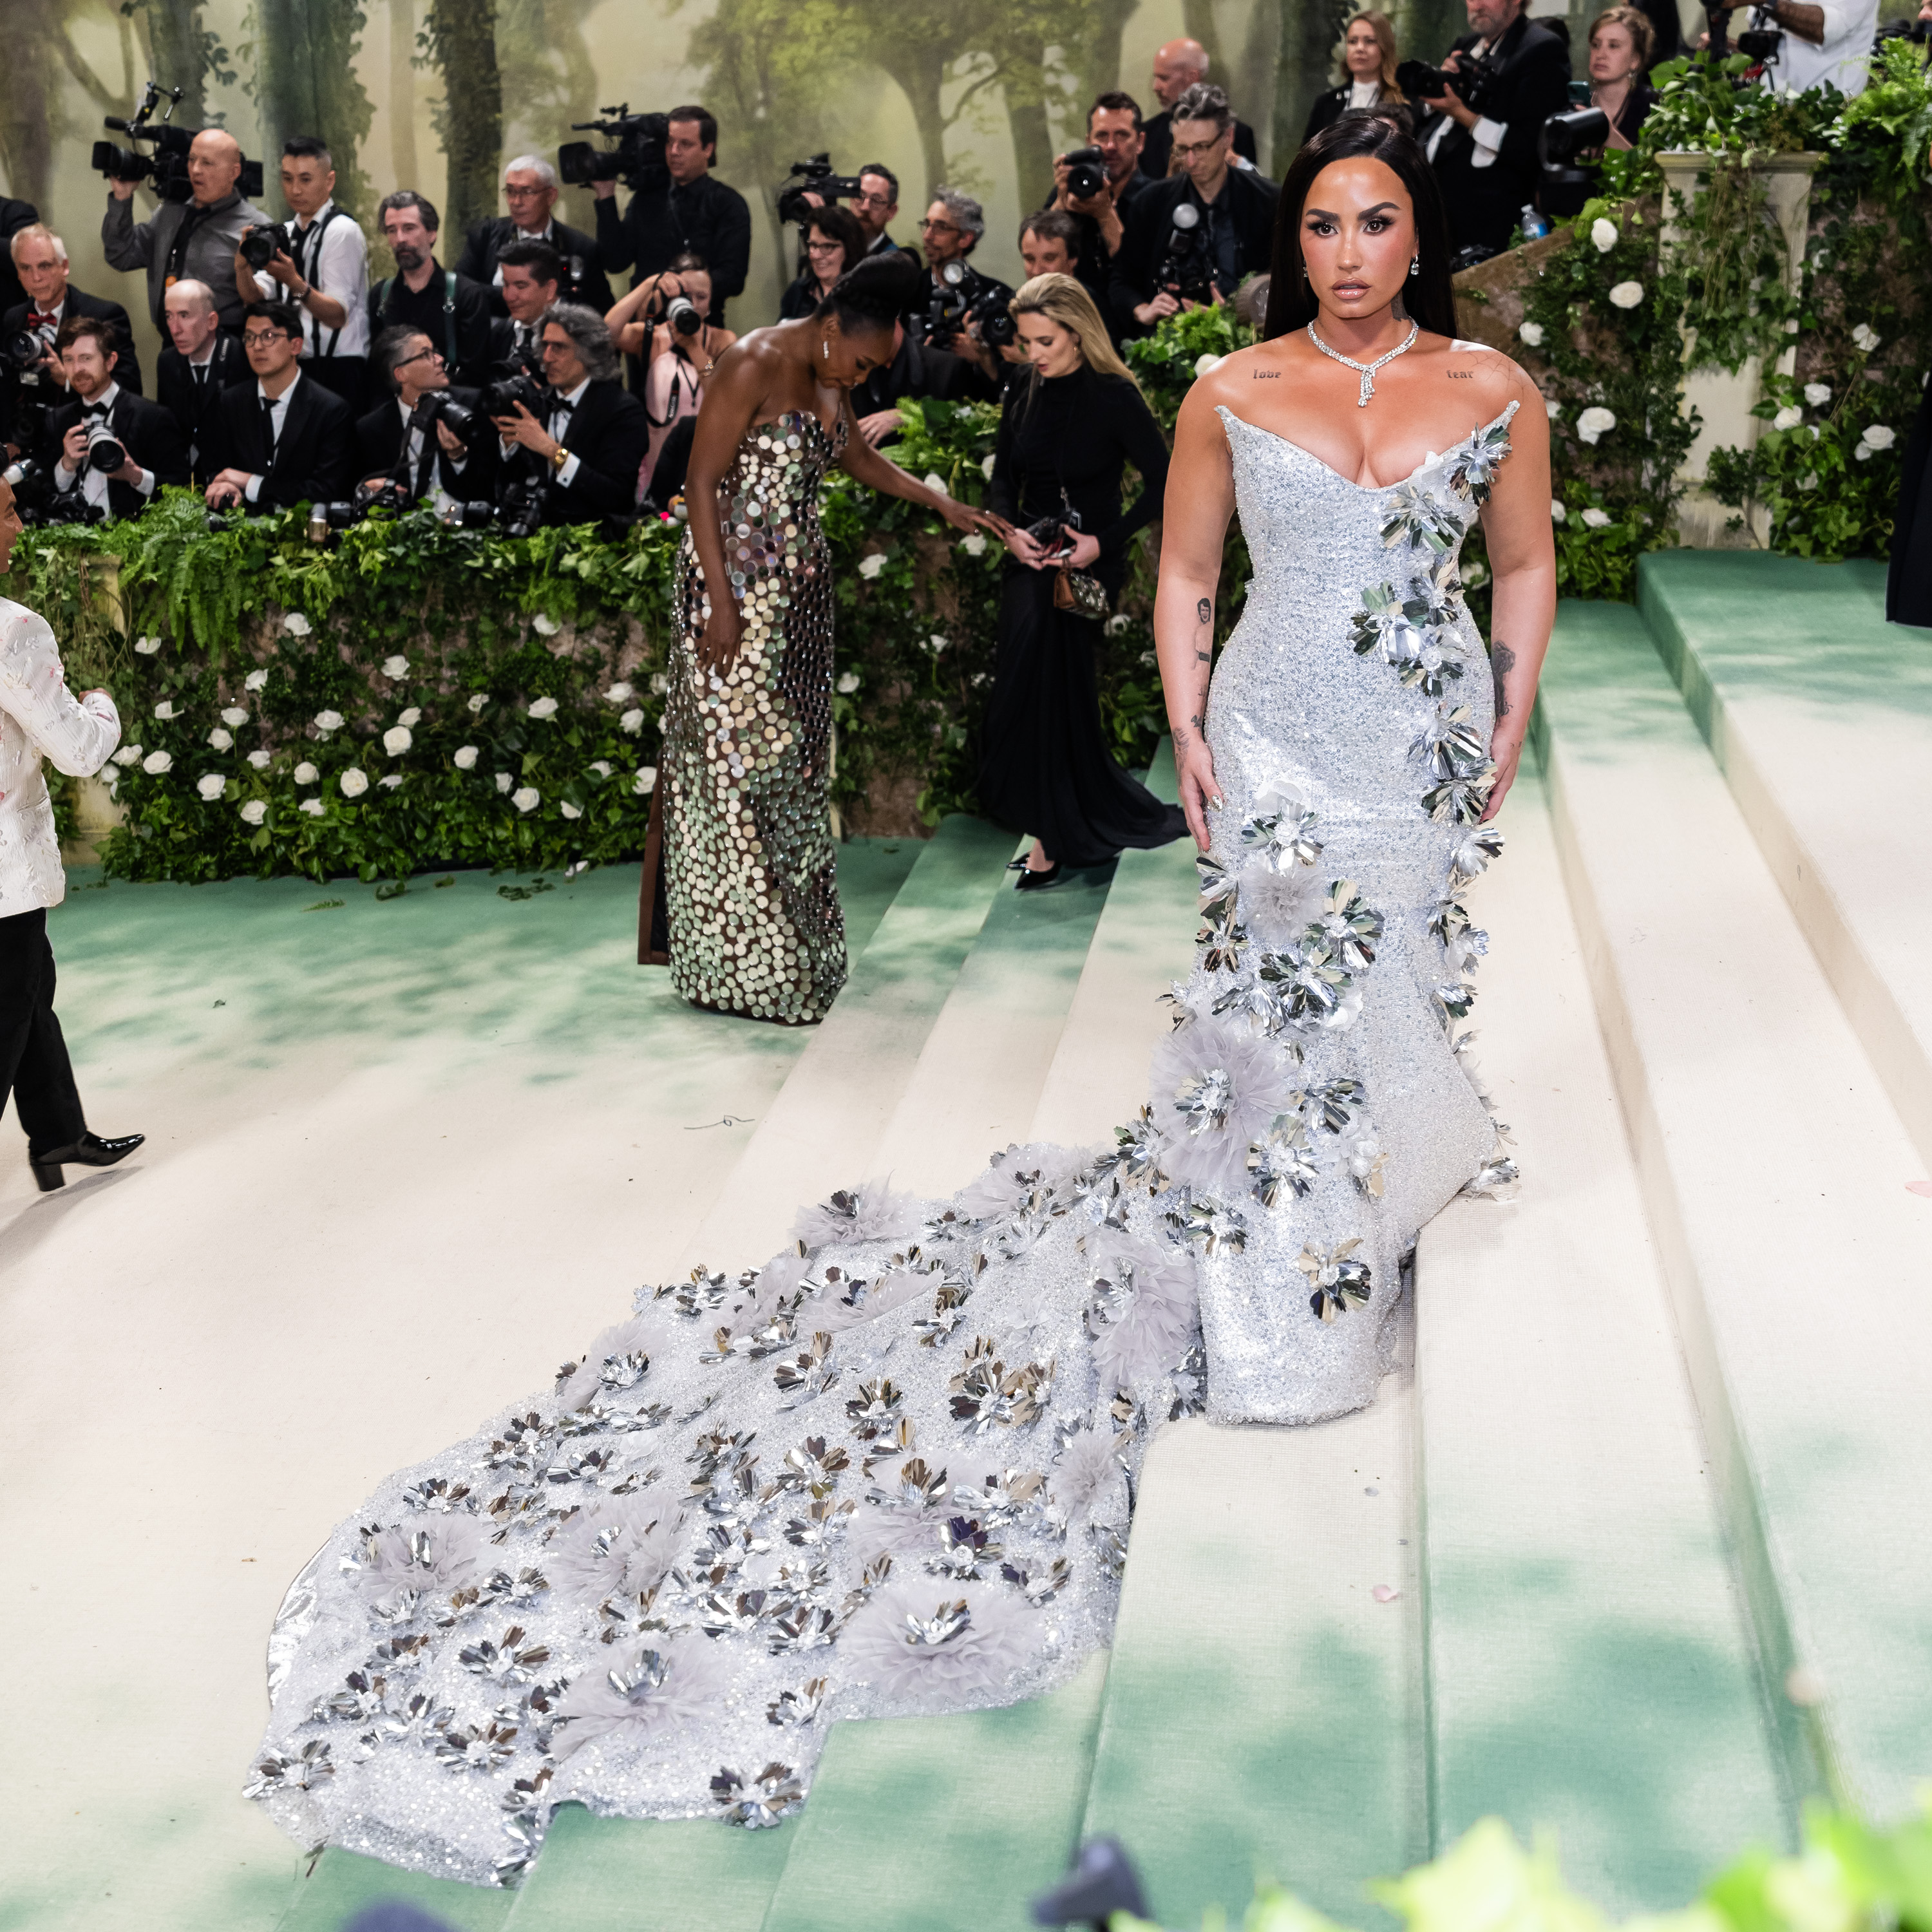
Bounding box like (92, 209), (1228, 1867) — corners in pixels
(1861, 423), (1895, 451)
(378, 773), (403, 790)
(142, 749), (172, 774)
(294, 761), (319, 784)
(299, 797), (325, 817)
(1544, 398), (1561, 421)
(1851, 323), (1880, 353)
(314, 709), (344, 732)
(281, 612), (312, 636)
(113, 744), (142, 766)
(247, 749), (271, 769)
(1590, 217), (1619, 252)
(467, 693), (487, 713)
(1803, 382), (1832, 406)
(244, 668), (269, 691)
(981, 453), (996, 480)
(511, 785), (540, 813)
(858, 552), (887, 579)
(527, 696), (560, 719)
(381, 654), (411, 678)
(1607, 281), (1644, 309)
(1576, 406), (1616, 446)
(960, 532), (987, 556)
(220, 705), (249, 727)
(133, 634), (162, 655)
(397, 706), (422, 729)
(1517, 321), (1546, 347)
(533, 614), (560, 636)
(208, 726), (233, 750)
(604, 682), (633, 703)
(453, 745), (480, 770)
(383, 726), (413, 755)
(1550, 500), (1567, 523)
(650, 673), (669, 696)
(153, 699), (178, 719)
(634, 766), (658, 795)
(495, 772), (513, 793)
(196, 773), (225, 800)
(619, 707), (645, 734)
(922, 471), (948, 497)
(929, 634), (947, 656)
(589, 760), (613, 777)
(560, 800), (582, 819)
(836, 671), (860, 694)
(339, 767), (369, 798)
(1772, 405), (1804, 431)
(239, 799), (267, 825)
(1581, 506), (1613, 529)
(1194, 352), (1224, 376)
(1104, 614), (1132, 637)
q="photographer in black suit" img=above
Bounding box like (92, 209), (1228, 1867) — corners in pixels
(204, 301), (354, 510)
(356, 327), (489, 510)
(1414, 0), (1573, 256)
(456, 156), (613, 317)
(43, 317), (187, 520)
(3, 225), (142, 456)
(486, 240), (563, 367)
(156, 279), (249, 485)
(488, 302), (647, 527)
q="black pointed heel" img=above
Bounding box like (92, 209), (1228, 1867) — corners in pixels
(1014, 862), (1064, 893)
(30, 1130), (144, 1193)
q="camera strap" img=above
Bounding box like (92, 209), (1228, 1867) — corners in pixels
(374, 269), (460, 371)
(295, 207), (344, 359)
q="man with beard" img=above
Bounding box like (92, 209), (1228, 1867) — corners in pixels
(368, 193), (495, 390)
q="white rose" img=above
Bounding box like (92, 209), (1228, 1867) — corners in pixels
(650, 674), (669, 696)
(1550, 500), (1568, 523)
(142, 750), (172, 775)
(634, 766), (658, 795)
(153, 699), (178, 720)
(381, 654), (411, 678)
(858, 553), (887, 580)
(314, 709), (344, 732)
(299, 797), (325, 817)
(1853, 440), (1873, 462)
(1545, 398), (1562, 420)
(929, 634), (947, 656)
(1576, 406), (1616, 446)
(620, 708), (645, 734)
(1862, 423), (1895, 451)
(1104, 614), (1132, 638)
(1772, 406), (1804, 431)
(511, 785), (540, 813)
(239, 798), (267, 826)
(560, 800), (583, 820)
(1193, 352), (1224, 377)
(196, 773), (225, 800)
(836, 671), (860, 694)
(1590, 217), (1619, 253)
(294, 761), (319, 785)
(1851, 323), (1880, 353)
(208, 727), (233, 750)
(383, 725), (413, 755)
(282, 611), (312, 636)
(244, 668), (269, 691)
(1517, 321), (1546, 347)
(981, 453), (997, 480)
(397, 707), (422, 729)
(378, 773), (403, 790)
(922, 471), (949, 497)
(453, 745), (480, 770)
(467, 693), (488, 714)
(220, 705), (249, 727)
(589, 760), (613, 777)
(527, 696), (560, 719)
(1803, 383), (1832, 406)
(247, 749), (271, 769)
(961, 532), (987, 557)
(113, 744), (142, 766)
(495, 772), (513, 793)
(533, 614), (561, 636)
(604, 682), (634, 703)
(1607, 281), (1644, 310)
(1581, 507), (1613, 529)
(339, 767), (369, 798)
(133, 634), (162, 656)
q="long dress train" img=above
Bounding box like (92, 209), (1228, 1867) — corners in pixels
(248, 401), (1520, 1886)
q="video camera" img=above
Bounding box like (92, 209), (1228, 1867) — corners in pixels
(1396, 53), (1503, 117)
(559, 106), (668, 191)
(91, 80), (264, 202)
(1155, 202), (1216, 307)
(1704, 1), (1783, 64)
(777, 155), (866, 227)
(1539, 105), (1611, 219)
(922, 261), (1017, 352)
(1063, 147), (1109, 200)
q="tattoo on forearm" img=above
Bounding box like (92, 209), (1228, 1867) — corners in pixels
(1189, 713), (1207, 734)
(1195, 649), (1211, 663)
(1196, 598), (1211, 626)
(1492, 641), (1517, 721)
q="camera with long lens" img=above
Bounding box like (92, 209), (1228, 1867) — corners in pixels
(91, 79), (264, 202)
(306, 477), (411, 541)
(1396, 53), (1502, 116)
(409, 389), (477, 448)
(776, 154), (866, 227)
(495, 473), (548, 539)
(483, 354), (549, 421)
(1538, 105), (1612, 220)
(1063, 147), (1109, 200)
(558, 105), (668, 191)
(1155, 202), (1216, 307)
(922, 260), (978, 345)
(969, 281), (1016, 350)
(238, 220), (294, 271)
(660, 294), (705, 341)
(3, 458), (104, 527)
(82, 421), (129, 474)
(439, 499), (498, 530)
(4, 322), (57, 373)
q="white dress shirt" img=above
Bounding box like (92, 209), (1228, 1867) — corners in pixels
(0, 597), (120, 915)
(394, 395), (469, 511)
(243, 372), (303, 504)
(1765, 0), (1877, 95)
(53, 383), (155, 514)
(252, 200), (371, 359)
(502, 375), (590, 488)
(1423, 39), (1508, 168)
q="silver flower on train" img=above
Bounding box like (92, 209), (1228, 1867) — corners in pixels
(840, 1578), (1039, 1709)
(1084, 1229), (1199, 1388)
(792, 1177), (929, 1249)
(1311, 880), (1384, 972)
(1247, 1121), (1321, 1207)
(244, 1739), (335, 1797)
(712, 1761), (806, 1826)
(1297, 1239), (1374, 1321)
(1448, 824), (1504, 889)
(545, 1500), (685, 1606)
(1412, 704), (1497, 824)
(1150, 1015), (1302, 1193)
(1050, 1423), (1128, 1522)
(554, 1634), (734, 1758)
(1447, 419), (1513, 504)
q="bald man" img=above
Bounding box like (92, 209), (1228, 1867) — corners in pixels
(1140, 38), (1260, 178)
(102, 126), (267, 333)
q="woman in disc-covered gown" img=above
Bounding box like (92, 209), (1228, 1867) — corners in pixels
(246, 115), (1555, 1889)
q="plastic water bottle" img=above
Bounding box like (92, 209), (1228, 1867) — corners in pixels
(1520, 204), (1551, 241)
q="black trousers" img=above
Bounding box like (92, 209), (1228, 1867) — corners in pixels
(0, 907), (84, 1155)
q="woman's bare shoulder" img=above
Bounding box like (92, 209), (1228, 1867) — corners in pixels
(1187, 336), (1299, 417)
(1412, 332), (1539, 410)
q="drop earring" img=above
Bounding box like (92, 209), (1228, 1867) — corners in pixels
(1409, 255), (1420, 277)
(822, 337), (830, 359)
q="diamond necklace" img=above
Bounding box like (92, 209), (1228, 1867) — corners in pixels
(1306, 318), (1419, 407)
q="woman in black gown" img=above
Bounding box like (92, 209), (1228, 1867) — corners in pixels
(981, 274), (1188, 887)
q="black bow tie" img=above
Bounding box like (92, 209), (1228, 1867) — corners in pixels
(84, 403), (109, 419)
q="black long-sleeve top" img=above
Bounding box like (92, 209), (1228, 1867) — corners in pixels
(593, 175), (752, 322)
(987, 365), (1169, 580)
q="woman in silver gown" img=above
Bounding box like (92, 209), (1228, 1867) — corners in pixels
(247, 118), (1554, 1886)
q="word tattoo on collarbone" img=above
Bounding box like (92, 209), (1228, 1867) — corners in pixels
(1446, 369), (1475, 379)
(1253, 370), (1282, 379)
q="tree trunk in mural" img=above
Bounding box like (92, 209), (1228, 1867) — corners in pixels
(0, 0), (62, 209)
(422, 0), (504, 239)
(142, 1), (211, 122)
(256, 0), (375, 214)
(1240, 0), (1282, 174)
(1394, 0), (1469, 69)
(1273, 0), (1349, 180)
(1080, 0), (1139, 100)
(389, 0), (420, 193)
(1003, 31), (1056, 213)
(869, 39), (955, 208)
(1184, 0), (1226, 74)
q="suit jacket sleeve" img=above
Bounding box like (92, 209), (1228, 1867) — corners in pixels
(708, 186), (753, 305)
(594, 196), (637, 278)
(0, 607), (120, 778)
(557, 386), (648, 519)
(453, 278), (498, 389)
(100, 193), (155, 270)
(1110, 194), (1164, 337)
(454, 219), (495, 284)
(132, 395), (189, 489)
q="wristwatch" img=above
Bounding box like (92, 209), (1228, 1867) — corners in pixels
(551, 444), (570, 471)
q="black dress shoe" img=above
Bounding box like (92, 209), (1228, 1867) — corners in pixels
(30, 1130), (145, 1193)
(1014, 862), (1064, 892)
(1005, 855), (1030, 871)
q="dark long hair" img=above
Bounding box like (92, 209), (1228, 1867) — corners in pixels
(1262, 115), (1458, 341)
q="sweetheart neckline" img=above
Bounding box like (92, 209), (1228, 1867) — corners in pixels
(755, 406), (842, 447)
(1217, 401), (1518, 495)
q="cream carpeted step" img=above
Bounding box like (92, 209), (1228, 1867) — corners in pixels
(1416, 767), (1786, 1909)
(1539, 602), (1932, 1822)
(1634, 554), (1932, 1175)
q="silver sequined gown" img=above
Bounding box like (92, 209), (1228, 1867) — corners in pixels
(246, 404), (1519, 1887)
(649, 410), (846, 1023)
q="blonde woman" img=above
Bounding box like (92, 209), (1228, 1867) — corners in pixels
(981, 274), (1186, 889)
(1303, 13), (1407, 142)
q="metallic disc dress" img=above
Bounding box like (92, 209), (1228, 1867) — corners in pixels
(649, 410), (846, 1023)
(247, 403), (1520, 1886)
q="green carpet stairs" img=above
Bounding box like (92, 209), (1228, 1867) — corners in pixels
(276, 560), (1932, 1931)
